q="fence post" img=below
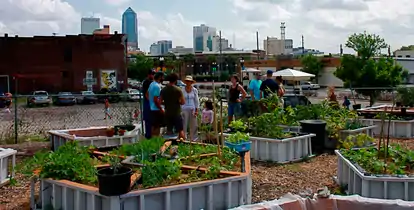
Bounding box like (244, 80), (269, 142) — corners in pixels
(14, 95), (18, 144)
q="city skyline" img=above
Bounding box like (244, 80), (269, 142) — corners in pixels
(1, 0), (414, 53)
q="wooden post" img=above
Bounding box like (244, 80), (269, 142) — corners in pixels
(212, 81), (221, 155)
(220, 99), (224, 148)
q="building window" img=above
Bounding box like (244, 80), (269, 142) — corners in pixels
(398, 55), (402, 57)
(406, 55), (411, 58)
(64, 47), (72, 62)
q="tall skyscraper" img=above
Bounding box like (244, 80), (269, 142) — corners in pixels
(122, 7), (138, 49)
(193, 24), (216, 52)
(81, 17), (100, 34)
(149, 40), (173, 56)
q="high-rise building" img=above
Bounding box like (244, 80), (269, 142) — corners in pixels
(81, 17), (100, 34)
(122, 7), (138, 49)
(264, 37), (293, 55)
(212, 35), (229, 52)
(193, 24), (216, 52)
(150, 43), (159, 55)
(149, 40), (173, 56)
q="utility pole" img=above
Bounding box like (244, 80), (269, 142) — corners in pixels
(266, 36), (269, 59)
(256, 31), (259, 60)
(219, 30), (222, 72)
(301, 35), (305, 54)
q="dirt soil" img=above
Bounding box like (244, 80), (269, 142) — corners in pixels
(1, 139), (413, 209)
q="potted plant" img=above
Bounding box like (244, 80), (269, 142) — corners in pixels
(118, 129), (126, 136)
(98, 152), (133, 196)
(228, 120), (247, 133)
(106, 127), (115, 137)
(224, 132), (251, 153)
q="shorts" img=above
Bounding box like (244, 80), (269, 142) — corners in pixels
(5, 100), (11, 107)
(228, 102), (241, 117)
(105, 108), (110, 114)
(166, 115), (184, 133)
(151, 110), (164, 128)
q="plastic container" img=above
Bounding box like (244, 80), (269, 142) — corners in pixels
(225, 141), (251, 152)
(97, 166), (133, 196)
(0, 148), (17, 186)
(360, 119), (414, 138)
(300, 120), (327, 153)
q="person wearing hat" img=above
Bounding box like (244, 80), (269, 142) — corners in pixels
(181, 75), (200, 141)
(141, 69), (155, 139)
(260, 70), (279, 99)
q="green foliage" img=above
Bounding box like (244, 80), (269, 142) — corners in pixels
(229, 120), (247, 132)
(339, 133), (375, 149)
(335, 32), (408, 106)
(341, 144), (414, 175)
(128, 54), (154, 81)
(300, 54), (323, 83)
(345, 32), (387, 59)
(399, 45), (414, 51)
(226, 132), (249, 144)
(176, 143), (218, 158)
(396, 87), (414, 106)
(116, 137), (165, 163)
(141, 158), (182, 188)
(18, 141), (98, 184)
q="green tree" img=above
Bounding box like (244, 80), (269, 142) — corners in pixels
(398, 45), (414, 51)
(127, 54), (154, 81)
(346, 31), (387, 60)
(335, 32), (407, 106)
(300, 54), (323, 83)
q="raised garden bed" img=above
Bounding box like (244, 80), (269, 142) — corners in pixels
(360, 118), (414, 138)
(0, 148), (16, 186)
(49, 125), (141, 151)
(335, 147), (414, 200)
(222, 133), (315, 163)
(26, 139), (252, 210)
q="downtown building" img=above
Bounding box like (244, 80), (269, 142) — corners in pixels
(193, 24), (217, 52)
(122, 7), (138, 49)
(149, 40), (172, 56)
(81, 17), (100, 34)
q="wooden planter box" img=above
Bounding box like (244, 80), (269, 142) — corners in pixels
(335, 150), (414, 201)
(360, 119), (414, 138)
(222, 133), (315, 163)
(30, 153), (252, 210)
(0, 148), (16, 186)
(49, 126), (141, 151)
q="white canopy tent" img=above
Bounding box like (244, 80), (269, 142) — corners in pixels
(272, 68), (315, 81)
(242, 68), (262, 73)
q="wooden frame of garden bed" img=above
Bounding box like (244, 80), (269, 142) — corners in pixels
(30, 144), (251, 210)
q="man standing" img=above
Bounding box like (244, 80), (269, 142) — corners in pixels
(160, 73), (186, 139)
(260, 70), (279, 98)
(141, 70), (155, 139)
(249, 73), (262, 101)
(147, 72), (164, 137)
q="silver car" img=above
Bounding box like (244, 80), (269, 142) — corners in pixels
(27, 91), (51, 107)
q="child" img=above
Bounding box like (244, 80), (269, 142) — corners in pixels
(104, 99), (112, 120)
(4, 93), (12, 114)
(343, 96), (351, 110)
(202, 101), (214, 126)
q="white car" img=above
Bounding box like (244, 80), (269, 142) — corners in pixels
(301, 82), (320, 90)
(123, 88), (142, 101)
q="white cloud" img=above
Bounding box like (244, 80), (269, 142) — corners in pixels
(1, 0), (414, 53)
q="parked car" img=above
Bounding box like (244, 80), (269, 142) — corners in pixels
(122, 88), (142, 102)
(97, 88), (121, 103)
(301, 81), (320, 90)
(283, 94), (311, 108)
(26, 91), (51, 107)
(53, 92), (76, 106)
(76, 91), (97, 104)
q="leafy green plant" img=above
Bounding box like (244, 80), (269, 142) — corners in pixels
(226, 132), (249, 144)
(141, 158), (182, 188)
(18, 141), (98, 184)
(177, 143), (217, 158)
(339, 133), (375, 149)
(344, 120), (364, 130)
(228, 120), (247, 132)
(115, 137), (165, 163)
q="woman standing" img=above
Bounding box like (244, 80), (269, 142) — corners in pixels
(275, 76), (285, 107)
(181, 76), (200, 141)
(228, 75), (247, 123)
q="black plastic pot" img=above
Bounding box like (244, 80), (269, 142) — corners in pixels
(300, 120), (327, 154)
(97, 166), (133, 196)
(352, 104), (362, 110)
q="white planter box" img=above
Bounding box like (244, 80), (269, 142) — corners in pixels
(360, 119), (414, 138)
(222, 133), (315, 163)
(31, 173), (251, 210)
(336, 150), (414, 201)
(278, 125), (301, 133)
(339, 125), (376, 141)
(0, 148), (17, 186)
(49, 125), (141, 151)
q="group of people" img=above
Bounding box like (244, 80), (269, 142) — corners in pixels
(141, 69), (286, 141)
(142, 70), (213, 141)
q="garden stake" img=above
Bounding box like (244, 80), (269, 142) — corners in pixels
(384, 94), (396, 174)
(377, 110), (386, 159)
(212, 81), (221, 156)
(220, 99), (224, 149)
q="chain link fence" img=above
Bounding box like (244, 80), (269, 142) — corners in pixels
(0, 94), (141, 144)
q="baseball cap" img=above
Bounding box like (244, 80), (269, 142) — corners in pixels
(266, 70), (273, 75)
(148, 69), (155, 75)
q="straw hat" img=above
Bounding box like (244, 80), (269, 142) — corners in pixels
(184, 75), (195, 83)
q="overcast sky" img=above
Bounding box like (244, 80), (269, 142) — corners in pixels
(1, 0), (413, 53)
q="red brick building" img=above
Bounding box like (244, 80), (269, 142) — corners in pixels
(0, 33), (128, 94)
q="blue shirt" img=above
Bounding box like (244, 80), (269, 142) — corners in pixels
(249, 79), (262, 100)
(148, 81), (162, 111)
